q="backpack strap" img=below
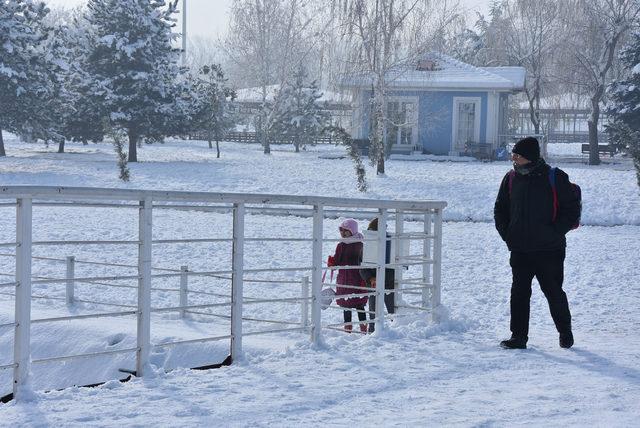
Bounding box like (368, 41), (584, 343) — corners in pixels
(548, 167), (559, 222)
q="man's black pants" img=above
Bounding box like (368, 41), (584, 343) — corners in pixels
(510, 249), (572, 339)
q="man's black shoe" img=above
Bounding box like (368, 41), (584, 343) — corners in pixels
(560, 332), (574, 348)
(500, 336), (527, 349)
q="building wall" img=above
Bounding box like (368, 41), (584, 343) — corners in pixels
(355, 89), (491, 155)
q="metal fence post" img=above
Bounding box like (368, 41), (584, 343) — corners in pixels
(394, 210), (404, 314)
(301, 276), (309, 328)
(66, 256), (75, 305)
(375, 209), (387, 333)
(310, 204), (323, 345)
(422, 211), (433, 309)
(432, 208), (443, 322)
(180, 265), (188, 318)
(13, 198), (32, 400)
(231, 203), (245, 361)
(136, 198), (152, 376)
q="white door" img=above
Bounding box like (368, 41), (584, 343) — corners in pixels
(452, 97), (481, 153)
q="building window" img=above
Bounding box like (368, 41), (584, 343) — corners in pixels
(386, 99), (417, 147)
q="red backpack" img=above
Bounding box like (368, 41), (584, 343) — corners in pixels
(507, 168), (581, 230)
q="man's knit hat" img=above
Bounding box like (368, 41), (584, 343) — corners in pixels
(512, 137), (540, 162)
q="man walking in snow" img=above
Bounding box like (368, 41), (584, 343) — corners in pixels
(494, 137), (580, 349)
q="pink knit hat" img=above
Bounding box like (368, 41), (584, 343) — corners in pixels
(339, 218), (359, 236)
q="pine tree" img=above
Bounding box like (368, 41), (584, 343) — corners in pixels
(272, 67), (330, 153)
(607, 29), (640, 190)
(36, 19), (75, 152)
(0, 0), (51, 156)
(63, 10), (106, 146)
(83, 0), (186, 162)
(190, 64), (236, 158)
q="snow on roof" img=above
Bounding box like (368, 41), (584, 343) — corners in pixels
(480, 66), (526, 89)
(234, 84), (351, 105)
(342, 52), (526, 91)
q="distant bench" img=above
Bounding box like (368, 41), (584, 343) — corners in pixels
(466, 143), (494, 160)
(581, 143), (615, 157)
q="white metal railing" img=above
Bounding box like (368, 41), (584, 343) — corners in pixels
(0, 186), (446, 401)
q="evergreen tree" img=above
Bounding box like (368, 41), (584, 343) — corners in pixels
(271, 67), (330, 153)
(63, 10), (106, 146)
(190, 64), (236, 158)
(83, 0), (186, 162)
(35, 19), (75, 152)
(607, 29), (640, 190)
(0, 0), (51, 156)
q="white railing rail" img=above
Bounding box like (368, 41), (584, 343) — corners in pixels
(0, 186), (446, 401)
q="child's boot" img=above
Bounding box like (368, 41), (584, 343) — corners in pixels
(360, 323), (368, 334)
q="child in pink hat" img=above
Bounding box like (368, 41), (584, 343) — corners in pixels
(328, 218), (368, 333)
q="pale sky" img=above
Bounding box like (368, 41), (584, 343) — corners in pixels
(45, 0), (491, 41)
(45, 0), (234, 40)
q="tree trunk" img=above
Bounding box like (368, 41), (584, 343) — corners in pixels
(208, 139), (213, 149)
(57, 139), (65, 153)
(294, 141), (300, 153)
(587, 120), (600, 166)
(82, 138), (88, 145)
(216, 139), (220, 158)
(262, 128), (271, 154)
(531, 107), (540, 135)
(377, 156), (385, 175)
(588, 95), (602, 166)
(128, 132), (138, 162)
(0, 128), (5, 157)
(525, 87), (540, 135)
(374, 86), (386, 175)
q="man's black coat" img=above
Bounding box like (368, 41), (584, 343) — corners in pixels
(494, 160), (580, 252)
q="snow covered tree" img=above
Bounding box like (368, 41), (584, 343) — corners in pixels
(83, 0), (187, 162)
(335, 0), (462, 175)
(62, 9), (107, 146)
(224, 0), (286, 155)
(190, 64), (236, 158)
(35, 18), (76, 153)
(0, 0), (51, 156)
(337, 0), (422, 175)
(474, 0), (563, 136)
(223, 0), (317, 154)
(271, 66), (330, 152)
(448, 28), (483, 65)
(563, 0), (640, 165)
(607, 29), (640, 190)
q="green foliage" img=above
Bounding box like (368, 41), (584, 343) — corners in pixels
(0, 0), (52, 149)
(607, 29), (640, 191)
(83, 0), (189, 161)
(324, 125), (367, 192)
(271, 67), (330, 152)
(190, 64), (236, 156)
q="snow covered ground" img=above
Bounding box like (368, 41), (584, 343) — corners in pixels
(0, 135), (639, 426)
